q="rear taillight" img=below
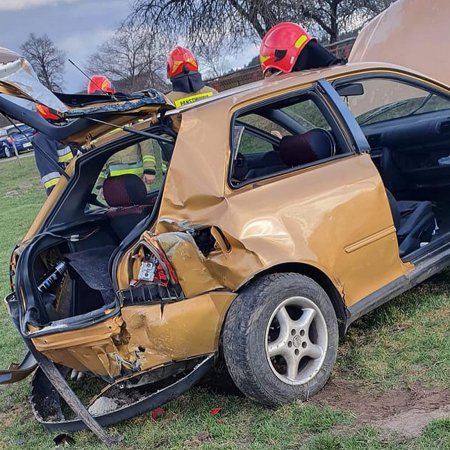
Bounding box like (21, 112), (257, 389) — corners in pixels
(119, 239), (183, 306)
(131, 240), (178, 286)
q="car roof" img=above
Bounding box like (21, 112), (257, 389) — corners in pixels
(169, 62), (449, 115)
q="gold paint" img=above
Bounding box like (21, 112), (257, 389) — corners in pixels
(31, 293), (235, 377)
(16, 60), (449, 378)
(345, 226), (397, 253)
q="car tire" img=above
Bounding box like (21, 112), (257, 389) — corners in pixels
(222, 272), (338, 406)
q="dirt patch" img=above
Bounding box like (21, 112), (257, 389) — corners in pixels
(310, 380), (450, 437)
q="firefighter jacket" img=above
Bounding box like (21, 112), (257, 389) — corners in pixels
(166, 71), (217, 108)
(33, 131), (75, 194)
(95, 139), (164, 190)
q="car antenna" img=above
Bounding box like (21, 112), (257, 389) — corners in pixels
(68, 58), (119, 102)
(86, 117), (174, 143)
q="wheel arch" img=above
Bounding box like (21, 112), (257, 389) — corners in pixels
(242, 262), (349, 337)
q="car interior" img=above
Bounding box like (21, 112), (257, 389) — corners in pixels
(230, 92), (351, 186)
(22, 131), (173, 327)
(338, 76), (450, 259)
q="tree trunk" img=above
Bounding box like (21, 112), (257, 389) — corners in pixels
(330, 0), (339, 43)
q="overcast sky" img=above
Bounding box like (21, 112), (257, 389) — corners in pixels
(0, 0), (258, 93)
(0, 0), (131, 92)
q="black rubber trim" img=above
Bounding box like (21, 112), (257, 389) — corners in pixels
(0, 351), (37, 384)
(31, 354), (214, 433)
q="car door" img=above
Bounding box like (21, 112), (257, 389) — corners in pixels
(222, 80), (407, 307)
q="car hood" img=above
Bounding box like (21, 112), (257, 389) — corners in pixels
(0, 47), (173, 146)
(349, 0), (450, 87)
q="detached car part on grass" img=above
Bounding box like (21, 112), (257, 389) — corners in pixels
(2, 2), (450, 442)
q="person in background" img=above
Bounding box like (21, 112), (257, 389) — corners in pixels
(87, 74), (116, 95)
(166, 46), (217, 107)
(33, 104), (75, 195)
(32, 75), (116, 195)
(259, 22), (345, 76)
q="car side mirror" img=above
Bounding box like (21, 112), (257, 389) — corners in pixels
(335, 83), (364, 97)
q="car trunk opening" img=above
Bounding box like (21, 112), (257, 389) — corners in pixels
(12, 125), (179, 340)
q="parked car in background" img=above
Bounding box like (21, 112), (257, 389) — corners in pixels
(5, 123), (34, 153)
(0, 127), (12, 158)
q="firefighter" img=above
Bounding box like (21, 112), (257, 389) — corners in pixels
(166, 46), (217, 107)
(85, 75), (160, 190)
(87, 74), (115, 95)
(33, 104), (75, 195)
(260, 22), (345, 76)
(95, 139), (159, 191)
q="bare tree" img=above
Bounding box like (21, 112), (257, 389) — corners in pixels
(198, 42), (236, 78)
(300, 0), (397, 43)
(20, 33), (66, 91)
(129, 0), (396, 47)
(86, 22), (170, 93)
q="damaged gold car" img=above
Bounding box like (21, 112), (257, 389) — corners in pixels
(1, 20), (450, 443)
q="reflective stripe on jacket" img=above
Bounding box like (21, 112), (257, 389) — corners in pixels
(166, 85), (218, 108)
(33, 132), (75, 193)
(109, 161), (144, 177)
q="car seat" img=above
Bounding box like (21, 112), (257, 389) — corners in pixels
(279, 128), (335, 167)
(385, 190), (435, 257)
(103, 174), (154, 241)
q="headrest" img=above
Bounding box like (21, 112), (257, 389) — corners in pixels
(279, 129), (335, 167)
(103, 174), (147, 207)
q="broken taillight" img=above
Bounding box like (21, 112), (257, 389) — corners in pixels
(121, 240), (183, 306)
(130, 240), (178, 287)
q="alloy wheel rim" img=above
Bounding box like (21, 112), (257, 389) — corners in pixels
(265, 296), (328, 386)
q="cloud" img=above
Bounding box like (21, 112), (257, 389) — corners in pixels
(0, 0), (78, 11)
(0, 0), (129, 91)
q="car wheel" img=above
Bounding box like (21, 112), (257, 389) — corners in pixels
(222, 272), (338, 406)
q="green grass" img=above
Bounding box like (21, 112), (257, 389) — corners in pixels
(337, 276), (450, 389)
(0, 155), (449, 449)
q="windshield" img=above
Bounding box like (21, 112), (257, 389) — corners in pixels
(341, 77), (450, 126)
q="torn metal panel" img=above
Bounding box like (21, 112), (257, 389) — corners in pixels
(349, 0), (450, 87)
(32, 317), (131, 378)
(30, 292), (234, 378)
(157, 110), (407, 305)
(120, 292), (236, 372)
(154, 232), (224, 296)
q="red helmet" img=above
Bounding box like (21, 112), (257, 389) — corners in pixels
(36, 103), (61, 121)
(167, 46), (199, 78)
(87, 75), (115, 95)
(260, 22), (314, 75)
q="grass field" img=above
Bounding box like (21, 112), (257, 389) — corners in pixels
(0, 156), (449, 449)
